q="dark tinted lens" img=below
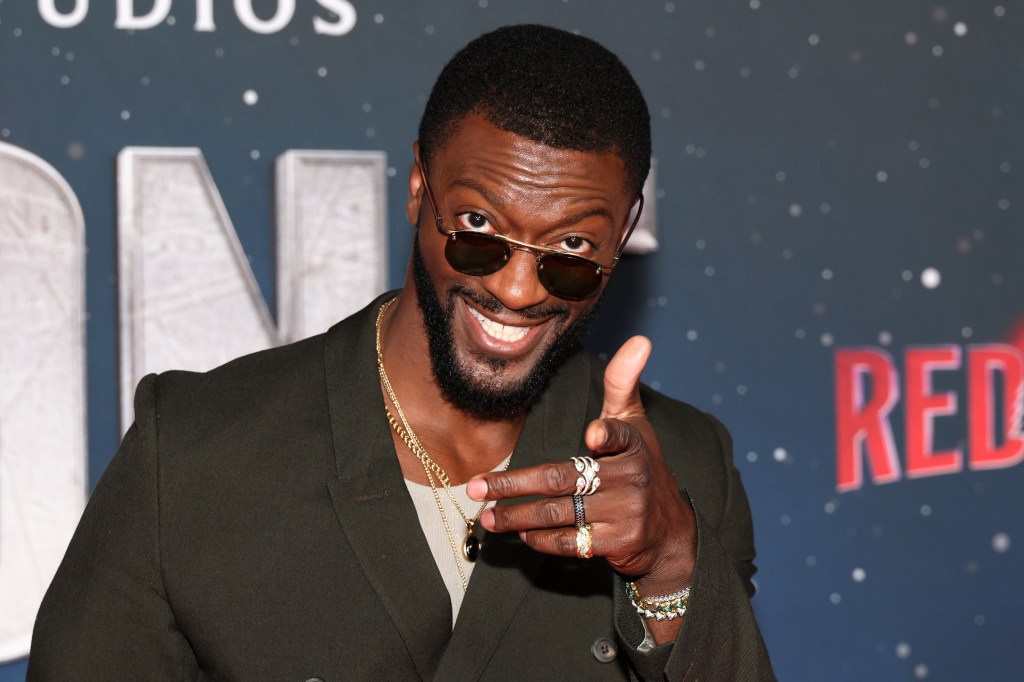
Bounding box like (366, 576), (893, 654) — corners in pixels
(445, 232), (511, 276)
(537, 254), (603, 301)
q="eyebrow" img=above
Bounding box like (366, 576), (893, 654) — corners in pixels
(449, 177), (615, 229)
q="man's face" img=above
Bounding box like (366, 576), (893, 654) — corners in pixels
(407, 114), (634, 420)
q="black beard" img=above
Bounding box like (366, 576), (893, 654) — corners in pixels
(411, 235), (601, 420)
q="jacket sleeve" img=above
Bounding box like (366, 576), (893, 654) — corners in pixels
(28, 375), (199, 680)
(613, 414), (775, 681)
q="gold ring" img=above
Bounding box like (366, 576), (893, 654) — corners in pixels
(575, 523), (593, 559)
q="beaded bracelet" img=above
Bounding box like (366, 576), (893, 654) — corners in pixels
(626, 581), (690, 621)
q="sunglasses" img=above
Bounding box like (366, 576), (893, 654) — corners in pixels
(417, 161), (643, 301)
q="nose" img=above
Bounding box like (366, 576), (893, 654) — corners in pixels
(479, 246), (550, 311)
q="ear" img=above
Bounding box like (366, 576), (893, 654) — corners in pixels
(406, 141), (425, 227)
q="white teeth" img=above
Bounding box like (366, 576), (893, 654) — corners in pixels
(469, 307), (530, 343)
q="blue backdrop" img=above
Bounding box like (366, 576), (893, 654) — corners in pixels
(2, 1), (1022, 679)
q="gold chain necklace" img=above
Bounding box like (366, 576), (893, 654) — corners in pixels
(375, 298), (510, 592)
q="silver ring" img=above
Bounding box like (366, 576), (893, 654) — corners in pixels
(572, 494), (586, 528)
(572, 456), (601, 496)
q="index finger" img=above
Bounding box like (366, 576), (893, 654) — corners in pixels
(467, 459), (586, 502)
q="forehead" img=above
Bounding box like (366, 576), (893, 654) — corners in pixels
(427, 114), (630, 208)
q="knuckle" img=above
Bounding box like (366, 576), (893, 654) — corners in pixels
(557, 530), (577, 555)
(491, 508), (515, 532)
(605, 420), (627, 446)
(539, 498), (565, 526)
(607, 420), (646, 455)
(627, 428), (648, 455)
(543, 462), (572, 492)
(487, 473), (516, 497)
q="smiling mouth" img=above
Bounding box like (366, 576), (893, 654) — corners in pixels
(467, 306), (532, 343)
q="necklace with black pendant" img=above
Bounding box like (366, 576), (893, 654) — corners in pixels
(463, 522), (481, 562)
(375, 298), (512, 589)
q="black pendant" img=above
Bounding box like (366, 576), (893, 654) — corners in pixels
(463, 525), (480, 562)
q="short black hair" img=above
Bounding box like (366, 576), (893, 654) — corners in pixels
(418, 24), (651, 198)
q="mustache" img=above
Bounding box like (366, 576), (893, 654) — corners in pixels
(448, 283), (572, 321)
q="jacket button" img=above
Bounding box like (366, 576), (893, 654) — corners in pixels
(304, 678), (325, 682)
(592, 636), (617, 663)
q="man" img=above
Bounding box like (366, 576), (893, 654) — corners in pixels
(30, 25), (772, 680)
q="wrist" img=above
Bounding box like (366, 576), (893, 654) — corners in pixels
(634, 543), (694, 597)
(636, 494), (697, 596)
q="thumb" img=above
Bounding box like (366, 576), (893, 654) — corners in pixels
(601, 335), (652, 419)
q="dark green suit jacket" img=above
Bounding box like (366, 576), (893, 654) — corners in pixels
(29, 293), (773, 680)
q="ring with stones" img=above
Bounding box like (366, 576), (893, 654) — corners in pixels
(572, 456), (601, 496)
(575, 523), (593, 559)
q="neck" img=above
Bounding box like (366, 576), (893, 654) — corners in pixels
(379, 290), (526, 485)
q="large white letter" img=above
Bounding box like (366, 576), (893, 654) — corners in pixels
(114, 0), (172, 30)
(313, 0), (356, 36)
(233, 0), (295, 34)
(37, 0), (89, 28)
(117, 148), (387, 428)
(623, 159), (659, 254)
(195, 0), (216, 31)
(0, 142), (87, 663)
(274, 151), (388, 342)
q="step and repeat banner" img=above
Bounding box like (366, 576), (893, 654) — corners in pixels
(1, 1), (1021, 679)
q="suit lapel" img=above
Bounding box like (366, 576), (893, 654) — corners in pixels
(434, 349), (595, 680)
(323, 294), (452, 681)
